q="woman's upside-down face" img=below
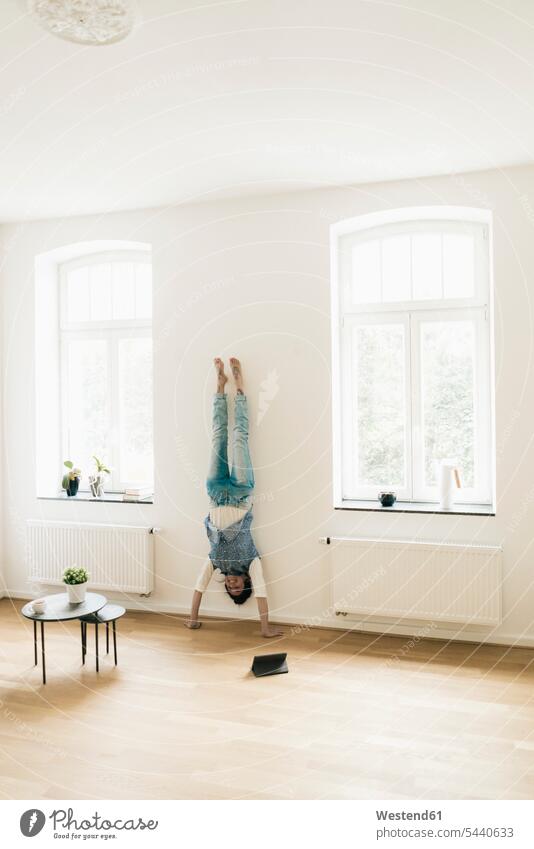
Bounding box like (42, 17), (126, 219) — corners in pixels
(225, 575), (246, 596)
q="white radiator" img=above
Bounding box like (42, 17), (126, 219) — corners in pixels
(27, 520), (155, 595)
(323, 536), (502, 626)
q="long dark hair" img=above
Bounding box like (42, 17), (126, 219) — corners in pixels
(225, 574), (252, 605)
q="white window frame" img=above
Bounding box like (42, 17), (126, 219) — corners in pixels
(342, 312), (413, 500)
(331, 207), (495, 508)
(59, 249), (153, 492)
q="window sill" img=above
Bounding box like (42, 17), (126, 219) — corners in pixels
(38, 491), (154, 505)
(336, 500), (494, 517)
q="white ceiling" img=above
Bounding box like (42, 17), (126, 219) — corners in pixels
(0, 0), (534, 220)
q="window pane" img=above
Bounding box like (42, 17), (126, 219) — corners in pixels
(352, 324), (406, 487)
(135, 263), (152, 318)
(66, 266), (89, 322)
(421, 320), (475, 488)
(412, 233), (442, 300)
(89, 263), (112, 321)
(112, 262), (136, 320)
(443, 233), (475, 298)
(118, 337), (153, 486)
(65, 339), (109, 486)
(351, 240), (381, 303)
(381, 235), (411, 302)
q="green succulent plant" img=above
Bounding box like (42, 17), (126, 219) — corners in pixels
(62, 565), (89, 586)
(93, 456), (111, 475)
(61, 460), (82, 491)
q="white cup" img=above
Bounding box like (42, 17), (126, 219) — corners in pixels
(32, 599), (46, 615)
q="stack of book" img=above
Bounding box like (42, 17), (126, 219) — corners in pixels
(123, 487), (153, 502)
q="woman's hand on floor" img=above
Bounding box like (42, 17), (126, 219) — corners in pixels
(184, 619), (202, 629)
(261, 626), (284, 638)
(257, 599), (283, 638)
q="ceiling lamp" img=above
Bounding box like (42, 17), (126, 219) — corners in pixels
(29, 0), (136, 46)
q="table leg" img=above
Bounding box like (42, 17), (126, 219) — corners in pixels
(33, 620), (37, 666)
(95, 623), (99, 673)
(81, 621), (85, 665)
(106, 622), (109, 654)
(40, 621), (46, 685)
(112, 620), (117, 666)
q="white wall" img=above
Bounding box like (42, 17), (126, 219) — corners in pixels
(2, 164), (534, 645)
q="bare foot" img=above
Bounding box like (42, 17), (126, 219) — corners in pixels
(214, 358), (228, 394)
(184, 620), (202, 630)
(230, 357), (244, 394)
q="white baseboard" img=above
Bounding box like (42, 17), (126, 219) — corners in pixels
(5, 589), (534, 649)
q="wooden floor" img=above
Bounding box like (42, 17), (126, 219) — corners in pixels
(1, 598), (534, 800)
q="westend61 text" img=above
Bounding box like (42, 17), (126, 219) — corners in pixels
(376, 810), (442, 821)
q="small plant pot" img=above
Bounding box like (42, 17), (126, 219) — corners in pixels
(67, 478), (79, 497)
(66, 582), (88, 603)
(89, 474), (105, 498)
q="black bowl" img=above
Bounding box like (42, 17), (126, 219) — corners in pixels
(378, 492), (397, 507)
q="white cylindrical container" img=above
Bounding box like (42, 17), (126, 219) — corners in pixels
(438, 460), (457, 510)
(66, 582), (87, 603)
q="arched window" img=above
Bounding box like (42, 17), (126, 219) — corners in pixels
(331, 207), (493, 508)
(35, 241), (153, 498)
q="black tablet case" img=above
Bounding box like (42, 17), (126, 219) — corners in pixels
(252, 653), (288, 677)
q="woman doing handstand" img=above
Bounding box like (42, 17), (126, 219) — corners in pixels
(185, 358), (282, 638)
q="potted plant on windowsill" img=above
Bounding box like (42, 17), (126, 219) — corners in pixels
(63, 565), (90, 603)
(61, 461), (81, 497)
(89, 456), (111, 498)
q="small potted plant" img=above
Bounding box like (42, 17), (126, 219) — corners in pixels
(62, 565), (90, 603)
(61, 461), (82, 497)
(89, 456), (111, 498)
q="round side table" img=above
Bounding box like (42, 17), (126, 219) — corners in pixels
(21, 593), (107, 684)
(79, 604), (126, 671)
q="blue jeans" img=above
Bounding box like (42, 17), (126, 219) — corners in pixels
(206, 394), (255, 507)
